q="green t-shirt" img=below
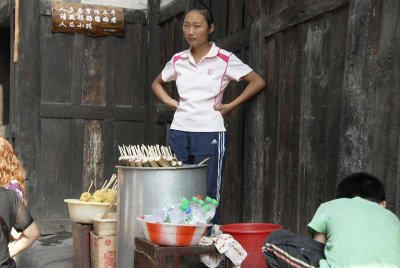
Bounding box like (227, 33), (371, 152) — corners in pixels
(308, 197), (400, 268)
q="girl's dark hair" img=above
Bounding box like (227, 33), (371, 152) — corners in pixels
(336, 172), (386, 203)
(184, 1), (214, 26)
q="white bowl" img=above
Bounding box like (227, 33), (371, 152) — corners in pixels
(136, 215), (212, 246)
(64, 199), (116, 224)
(92, 213), (117, 236)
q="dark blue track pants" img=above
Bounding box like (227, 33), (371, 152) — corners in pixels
(168, 129), (227, 202)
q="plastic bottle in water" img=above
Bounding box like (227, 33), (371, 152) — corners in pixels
(169, 203), (190, 223)
(189, 197), (201, 222)
(161, 197), (190, 223)
(191, 198), (211, 224)
(205, 196), (219, 223)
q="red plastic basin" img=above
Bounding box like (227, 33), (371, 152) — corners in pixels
(220, 223), (283, 268)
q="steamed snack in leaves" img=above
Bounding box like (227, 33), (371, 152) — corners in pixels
(89, 189), (107, 202)
(79, 181), (94, 201)
(79, 174), (118, 203)
(80, 192), (91, 202)
(103, 189), (117, 203)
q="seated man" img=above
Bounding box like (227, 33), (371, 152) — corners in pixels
(263, 172), (400, 268)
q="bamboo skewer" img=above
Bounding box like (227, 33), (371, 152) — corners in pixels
(101, 193), (117, 219)
(87, 181), (94, 193)
(101, 180), (108, 190)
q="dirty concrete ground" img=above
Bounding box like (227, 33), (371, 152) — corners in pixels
(15, 231), (73, 268)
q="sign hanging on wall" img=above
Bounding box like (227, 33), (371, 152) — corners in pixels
(51, 1), (124, 36)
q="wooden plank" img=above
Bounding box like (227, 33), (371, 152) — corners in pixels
(103, 119), (116, 182)
(322, 8), (349, 201)
(274, 28), (300, 232)
(32, 118), (75, 233)
(72, 119), (85, 193)
(268, 0), (289, 16)
(210, 0), (228, 40)
(242, 19), (267, 222)
(261, 36), (279, 225)
(41, 103), (146, 121)
(40, 15), (73, 103)
(295, 9), (348, 232)
(103, 35), (117, 107)
(51, 2), (124, 37)
(158, 0), (186, 24)
(81, 36), (106, 105)
(0, 30), (10, 126)
(71, 34), (84, 105)
(115, 23), (145, 106)
(72, 222), (93, 268)
(114, 121), (145, 148)
(215, 28), (250, 53)
(219, 81), (245, 224)
(261, 0), (349, 39)
(144, 0), (162, 145)
(368, 0), (400, 213)
(41, 1), (147, 24)
(0, 0), (10, 28)
(228, 0), (243, 34)
(244, 0), (268, 27)
(83, 120), (105, 190)
(297, 18), (331, 233)
(14, 0), (41, 210)
(338, 0), (382, 176)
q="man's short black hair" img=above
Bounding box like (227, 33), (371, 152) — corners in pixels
(336, 172), (386, 203)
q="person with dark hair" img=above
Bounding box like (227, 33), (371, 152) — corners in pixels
(263, 172), (400, 268)
(152, 2), (266, 207)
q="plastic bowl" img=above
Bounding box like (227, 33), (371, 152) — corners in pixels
(92, 213), (117, 236)
(64, 199), (116, 224)
(136, 215), (212, 246)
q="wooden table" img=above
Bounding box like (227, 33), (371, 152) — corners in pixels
(134, 237), (234, 268)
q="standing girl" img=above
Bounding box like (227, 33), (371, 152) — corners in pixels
(152, 2), (266, 203)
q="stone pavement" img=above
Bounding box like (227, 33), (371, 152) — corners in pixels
(15, 231), (73, 268)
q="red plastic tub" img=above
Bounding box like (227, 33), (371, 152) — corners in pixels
(220, 223), (283, 268)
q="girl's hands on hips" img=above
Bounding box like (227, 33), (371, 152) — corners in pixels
(214, 103), (235, 117)
(167, 99), (179, 110)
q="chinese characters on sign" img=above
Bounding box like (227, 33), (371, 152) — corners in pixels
(52, 2), (124, 36)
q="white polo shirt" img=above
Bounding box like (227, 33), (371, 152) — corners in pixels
(161, 43), (252, 132)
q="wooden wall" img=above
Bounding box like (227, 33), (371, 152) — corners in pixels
(147, 0), (400, 234)
(8, 0), (148, 232)
(6, 0), (400, 234)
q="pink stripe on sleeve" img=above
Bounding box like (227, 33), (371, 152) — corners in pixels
(217, 52), (230, 63)
(172, 55), (183, 75)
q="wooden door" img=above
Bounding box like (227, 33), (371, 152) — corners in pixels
(31, 5), (147, 232)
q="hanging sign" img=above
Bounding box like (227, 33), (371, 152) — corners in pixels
(51, 2), (124, 36)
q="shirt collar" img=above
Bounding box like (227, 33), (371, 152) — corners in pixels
(181, 42), (219, 60)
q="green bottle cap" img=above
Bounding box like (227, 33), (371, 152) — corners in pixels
(179, 203), (188, 211)
(198, 200), (206, 206)
(203, 204), (211, 212)
(192, 196), (199, 202)
(211, 199), (219, 207)
(181, 198), (190, 206)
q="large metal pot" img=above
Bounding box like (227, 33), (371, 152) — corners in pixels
(116, 164), (208, 268)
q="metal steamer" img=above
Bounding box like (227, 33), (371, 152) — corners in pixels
(116, 164), (208, 268)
